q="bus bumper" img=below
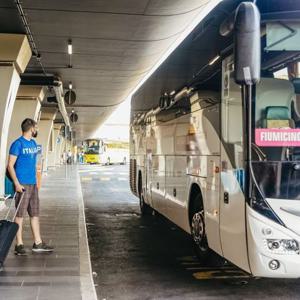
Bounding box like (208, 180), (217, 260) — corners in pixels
(84, 155), (100, 164)
(247, 205), (300, 278)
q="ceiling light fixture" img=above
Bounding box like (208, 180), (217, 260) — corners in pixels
(208, 55), (220, 66)
(68, 40), (73, 55)
(68, 39), (73, 68)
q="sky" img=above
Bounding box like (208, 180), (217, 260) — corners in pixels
(94, 97), (131, 141)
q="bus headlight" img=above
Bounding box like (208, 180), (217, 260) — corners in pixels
(266, 239), (299, 254)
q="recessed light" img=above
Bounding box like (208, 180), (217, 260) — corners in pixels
(208, 55), (220, 66)
(68, 40), (73, 55)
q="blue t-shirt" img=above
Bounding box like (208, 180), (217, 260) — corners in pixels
(9, 136), (38, 185)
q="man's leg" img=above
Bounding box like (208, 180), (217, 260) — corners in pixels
(14, 190), (30, 255)
(30, 216), (42, 245)
(28, 185), (42, 244)
(15, 217), (24, 245)
(29, 186), (54, 252)
(14, 189), (30, 245)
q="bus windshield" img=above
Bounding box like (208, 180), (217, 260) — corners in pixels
(251, 22), (300, 200)
(84, 139), (102, 155)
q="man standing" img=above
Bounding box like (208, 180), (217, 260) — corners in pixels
(81, 151), (85, 164)
(7, 118), (54, 255)
(67, 150), (72, 164)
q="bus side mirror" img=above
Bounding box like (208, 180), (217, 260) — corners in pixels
(234, 2), (261, 85)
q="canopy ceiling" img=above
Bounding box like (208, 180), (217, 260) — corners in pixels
(0, 0), (221, 141)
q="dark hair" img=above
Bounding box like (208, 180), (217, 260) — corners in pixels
(21, 118), (36, 132)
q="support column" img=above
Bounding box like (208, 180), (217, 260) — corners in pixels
(0, 34), (31, 197)
(48, 124), (63, 169)
(35, 108), (57, 173)
(56, 135), (65, 166)
(7, 85), (44, 155)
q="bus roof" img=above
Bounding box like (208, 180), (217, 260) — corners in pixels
(131, 0), (300, 117)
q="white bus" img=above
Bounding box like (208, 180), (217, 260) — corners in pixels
(129, 0), (300, 278)
(101, 140), (129, 165)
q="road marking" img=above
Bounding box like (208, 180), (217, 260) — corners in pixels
(118, 178), (127, 181)
(81, 177), (92, 181)
(79, 169), (102, 173)
(100, 177), (110, 181)
(186, 266), (236, 271)
(193, 270), (249, 280)
(178, 256), (250, 280)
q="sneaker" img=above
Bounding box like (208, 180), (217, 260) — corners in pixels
(32, 241), (54, 253)
(14, 244), (27, 256)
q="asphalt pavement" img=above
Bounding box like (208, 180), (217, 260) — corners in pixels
(79, 164), (300, 300)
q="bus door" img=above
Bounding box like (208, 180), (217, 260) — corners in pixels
(219, 56), (250, 272)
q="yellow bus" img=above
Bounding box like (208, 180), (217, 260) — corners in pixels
(83, 139), (103, 164)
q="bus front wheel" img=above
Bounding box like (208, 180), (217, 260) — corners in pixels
(139, 193), (152, 216)
(190, 194), (212, 262)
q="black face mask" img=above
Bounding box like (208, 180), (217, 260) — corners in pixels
(32, 130), (38, 138)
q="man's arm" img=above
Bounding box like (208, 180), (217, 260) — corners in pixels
(7, 155), (24, 193)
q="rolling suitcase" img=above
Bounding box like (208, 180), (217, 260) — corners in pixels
(0, 192), (25, 265)
(5, 176), (15, 198)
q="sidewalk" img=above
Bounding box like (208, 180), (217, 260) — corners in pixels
(0, 165), (97, 300)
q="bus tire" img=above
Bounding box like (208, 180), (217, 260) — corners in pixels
(139, 193), (152, 216)
(138, 173), (152, 216)
(190, 193), (212, 262)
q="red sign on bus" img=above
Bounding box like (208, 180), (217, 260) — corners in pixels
(255, 129), (300, 147)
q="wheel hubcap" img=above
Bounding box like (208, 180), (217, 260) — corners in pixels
(191, 210), (208, 251)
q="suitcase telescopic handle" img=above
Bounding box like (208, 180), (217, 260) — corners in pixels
(5, 190), (26, 222)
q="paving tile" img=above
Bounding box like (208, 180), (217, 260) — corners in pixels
(0, 281), (23, 286)
(0, 287), (38, 300)
(16, 271), (44, 276)
(43, 270), (79, 276)
(37, 286), (81, 300)
(0, 271), (17, 277)
(0, 166), (94, 299)
(22, 281), (51, 286)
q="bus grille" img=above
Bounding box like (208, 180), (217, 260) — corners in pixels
(129, 159), (137, 195)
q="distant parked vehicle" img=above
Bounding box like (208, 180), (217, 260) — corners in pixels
(101, 140), (129, 165)
(83, 138), (103, 164)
